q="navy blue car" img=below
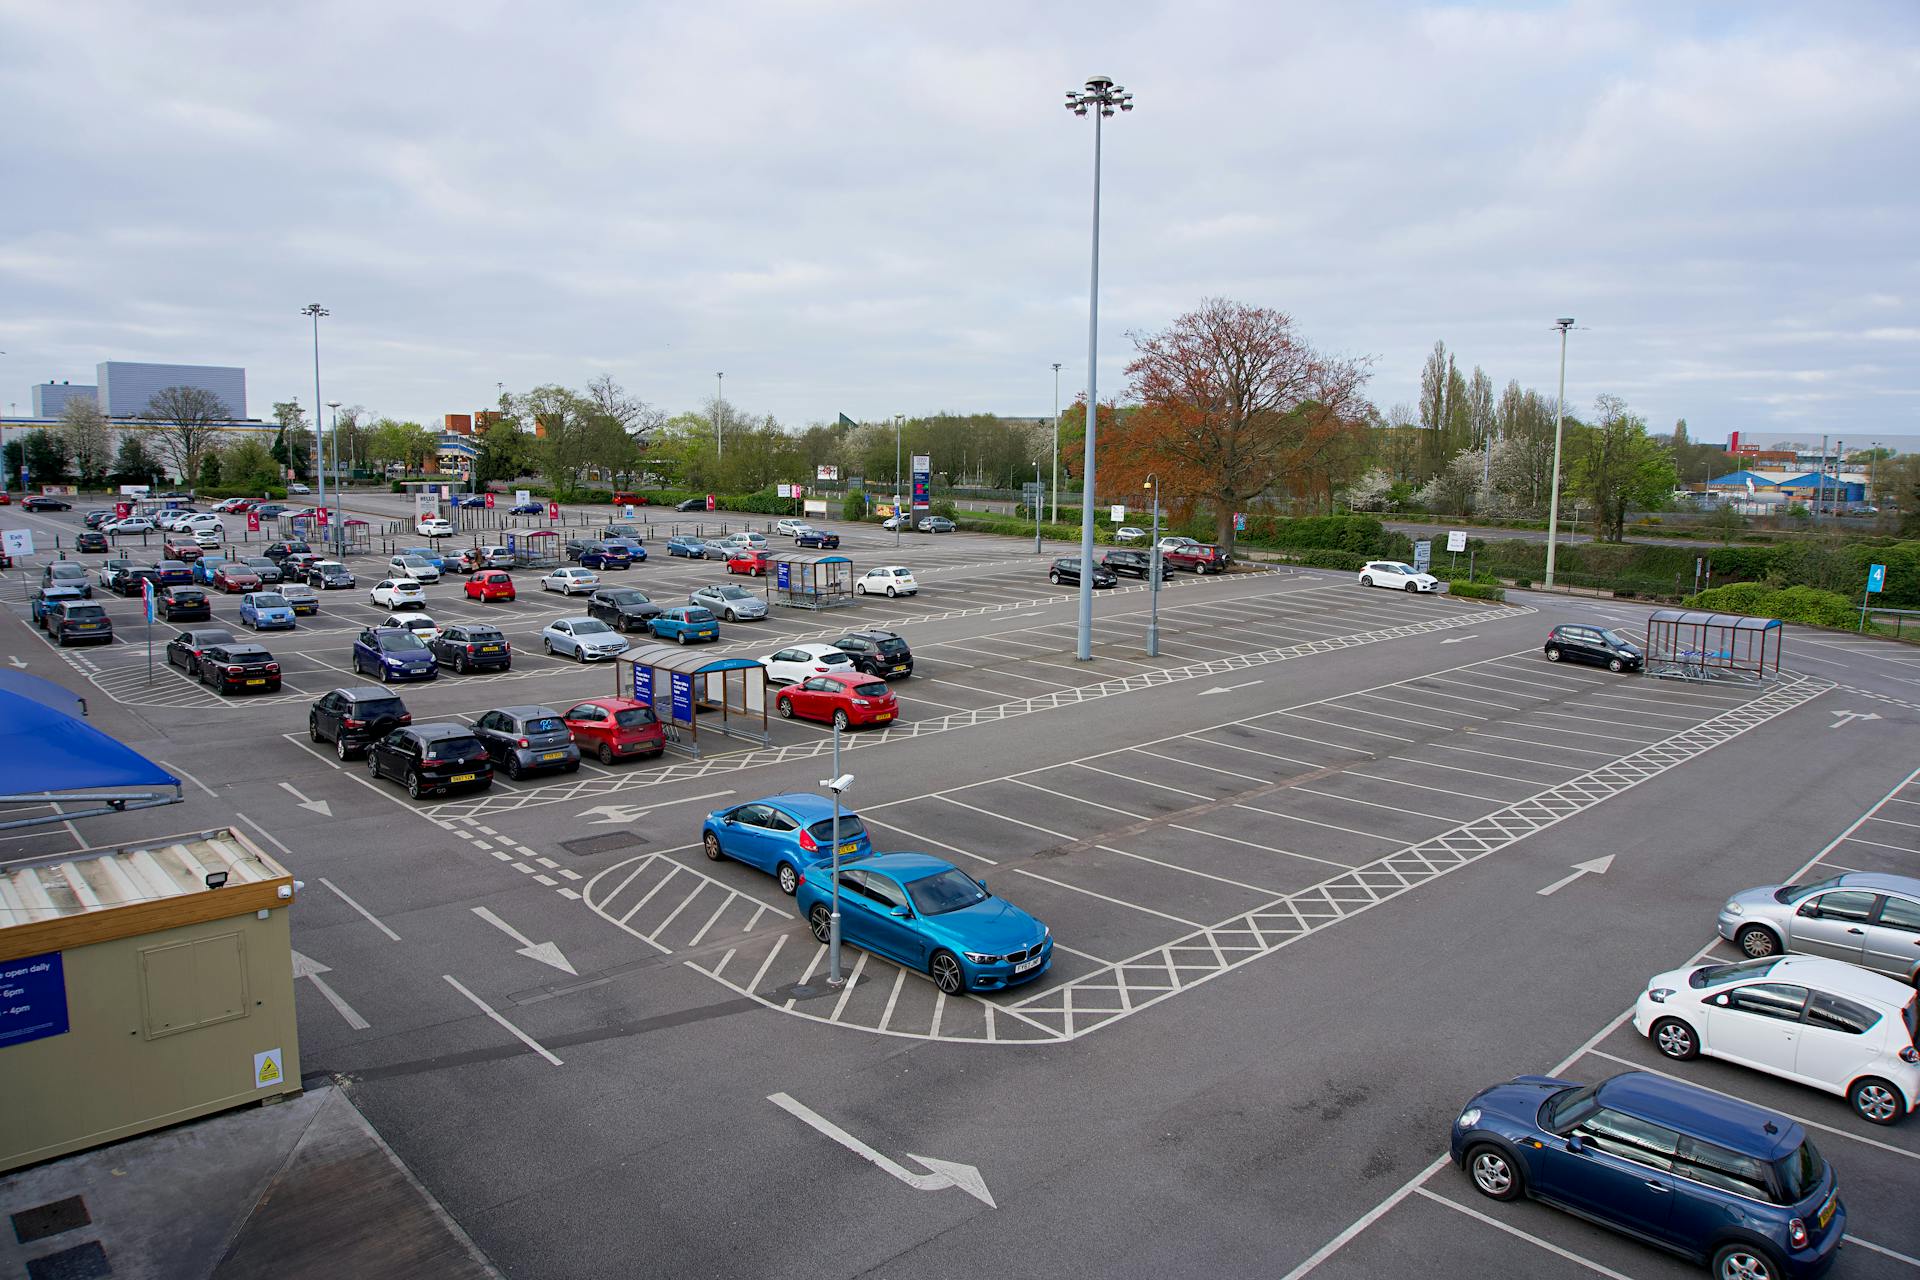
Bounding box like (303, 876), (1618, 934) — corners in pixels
(1452, 1071), (1843, 1280)
(351, 626), (439, 683)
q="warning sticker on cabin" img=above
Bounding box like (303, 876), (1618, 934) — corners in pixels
(254, 1048), (284, 1088)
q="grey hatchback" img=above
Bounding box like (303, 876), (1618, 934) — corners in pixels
(690, 583), (767, 622)
(471, 705), (581, 780)
(1719, 873), (1920, 985)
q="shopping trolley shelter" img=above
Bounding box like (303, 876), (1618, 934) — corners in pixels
(5, 494), (1920, 1280)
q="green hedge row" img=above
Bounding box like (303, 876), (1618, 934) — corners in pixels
(1683, 583), (1860, 629)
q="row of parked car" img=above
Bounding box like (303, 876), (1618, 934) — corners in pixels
(1453, 871), (1920, 1279)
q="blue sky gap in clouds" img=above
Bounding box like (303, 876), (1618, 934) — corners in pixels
(1, 0), (1915, 448)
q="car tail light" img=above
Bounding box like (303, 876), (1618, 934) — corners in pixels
(1788, 1218), (1809, 1249)
(344, 718), (365, 729)
(517, 738), (529, 748)
(797, 828), (818, 853)
(227, 665), (243, 676)
(266, 663), (280, 673)
(467, 644), (477, 654)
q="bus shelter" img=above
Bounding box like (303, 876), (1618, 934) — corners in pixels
(613, 645), (769, 758)
(507, 528), (561, 570)
(1645, 609), (1783, 683)
(337, 517), (372, 556)
(765, 552), (856, 611)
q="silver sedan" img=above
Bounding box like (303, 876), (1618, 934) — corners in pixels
(689, 583), (767, 622)
(1717, 871), (1920, 983)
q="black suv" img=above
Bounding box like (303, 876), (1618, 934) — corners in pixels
(159, 584), (212, 622)
(1048, 556), (1117, 589)
(112, 565), (164, 597)
(366, 723), (494, 799)
(430, 623), (513, 673)
(588, 587), (663, 632)
(833, 630), (915, 679)
(1100, 549), (1164, 581)
(198, 643), (281, 694)
(1544, 623), (1644, 673)
(262, 540), (311, 564)
(165, 627), (237, 678)
(310, 687), (413, 759)
(45, 600), (113, 647)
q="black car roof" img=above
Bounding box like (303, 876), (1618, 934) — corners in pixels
(179, 628), (235, 642)
(413, 721), (480, 741)
(334, 686), (403, 702)
(217, 644), (272, 658)
(843, 629), (902, 642)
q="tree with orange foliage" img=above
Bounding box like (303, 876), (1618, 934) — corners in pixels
(1120, 299), (1372, 549)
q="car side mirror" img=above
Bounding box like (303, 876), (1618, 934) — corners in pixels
(976, 877), (988, 892)
(1566, 1134), (1586, 1154)
(1796, 902), (1820, 919)
(1712, 994), (1729, 1006)
(889, 906), (911, 919)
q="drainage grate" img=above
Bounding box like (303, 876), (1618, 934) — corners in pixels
(560, 833), (649, 857)
(12, 1197), (90, 1245)
(26, 1241), (111, 1280)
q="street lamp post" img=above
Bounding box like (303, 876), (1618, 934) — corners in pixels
(1145, 473), (1161, 657)
(1065, 74), (1133, 662)
(300, 305), (329, 546)
(1035, 464), (1044, 554)
(894, 414), (903, 549)
(1051, 362), (1062, 525)
(715, 372), (724, 459)
(822, 734), (853, 986)
(1543, 317), (1574, 590)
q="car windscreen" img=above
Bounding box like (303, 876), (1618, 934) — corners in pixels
(65, 604), (107, 620)
(253, 594), (289, 609)
(874, 637), (908, 654)
(606, 590), (648, 604)
(613, 707), (658, 728)
(423, 737), (484, 761)
(465, 628), (504, 643)
(806, 815), (866, 844)
(905, 868), (989, 916)
(1601, 629), (1637, 647)
(1540, 1083), (1599, 1134)
(48, 563), (85, 578)
(1688, 958), (1779, 988)
(400, 557), (430, 568)
(854, 682), (889, 697)
(1773, 875), (1845, 904)
(1773, 1138), (1825, 1204)
(573, 620), (613, 635)
(685, 609), (716, 623)
(521, 717), (566, 734)
(715, 586), (750, 599)
(377, 631), (426, 651)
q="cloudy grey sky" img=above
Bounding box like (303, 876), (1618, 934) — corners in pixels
(3, 0), (1916, 450)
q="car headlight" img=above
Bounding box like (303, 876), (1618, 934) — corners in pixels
(1647, 988), (1675, 1004)
(1722, 900), (1744, 917)
(963, 952), (996, 964)
(1457, 1107), (1482, 1130)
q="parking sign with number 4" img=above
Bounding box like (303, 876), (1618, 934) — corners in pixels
(1867, 563), (1886, 593)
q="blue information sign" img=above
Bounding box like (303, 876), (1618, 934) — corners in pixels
(912, 454), (930, 510)
(1867, 563), (1886, 594)
(776, 561), (791, 590)
(670, 671), (693, 724)
(0, 952), (69, 1049)
(633, 664), (652, 704)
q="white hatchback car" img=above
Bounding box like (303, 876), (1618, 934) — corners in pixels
(381, 613), (440, 643)
(369, 578), (427, 609)
(388, 554), (441, 584)
(1633, 954), (1920, 1125)
(416, 517), (455, 538)
(759, 643), (856, 686)
(542, 567), (600, 595)
(854, 566), (917, 597)
(1358, 560), (1439, 592)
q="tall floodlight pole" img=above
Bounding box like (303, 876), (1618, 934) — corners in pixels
(894, 414), (903, 549)
(1543, 317), (1574, 590)
(1051, 362), (1062, 524)
(1145, 472), (1161, 657)
(1065, 74), (1133, 661)
(326, 400), (341, 544)
(715, 372), (724, 459)
(301, 305), (329, 539)
(822, 743), (852, 987)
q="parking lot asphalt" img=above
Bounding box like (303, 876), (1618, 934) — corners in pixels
(4, 496), (1919, 1280)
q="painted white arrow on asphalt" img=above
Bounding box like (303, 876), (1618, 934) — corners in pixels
(277, 781), (332, 817)
(578, 789), (736, 825)
(1829, 710), (1883, 730)
(6, 656), (26, 669)
(1537, 855), (1616, 897)
(769, 1092), (995, 1208)
(1439, 634), (1480, 644)
(290, 949), (370, 1030)
(1198, 680), (1263, 696)
(471, 906), (577, 975)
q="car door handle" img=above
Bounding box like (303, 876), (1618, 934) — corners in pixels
(1847, 927), (1865, 935)
(1643, 1181), (1670, 1194)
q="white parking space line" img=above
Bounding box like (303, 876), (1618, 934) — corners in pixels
(1070, 761), (1209, 800)
(1126, 746), (1268, 785)
(1508, 717), (1659, 747)
(1582, 1049), (1920, 1164)
(1417, 740), (1585, 771)
(1232, 803), (1406, 844)
(441, 974), (562, 1066)
(1345, 769), (1508, 804)
(1286, 784), (1456, 823)
(155, 759), (218, 799)
(1166, 824), (1361, 870)
(1280, 709), (1414, 743)
(1009, 866), (1208, 927)
(1844, 1234), (1920, 1269)
(860, 816), (999, 866)
(937, 794), (1072, 841)
(1328, 700), (1461, 734)
(1411, 1188), (1640, 1280)
(1419, 673), (1542, 704)
(1354, 689), (1490, 721)
(1009, 778), (1146, 820)
(1185, 734), (1318, 769)
(1841, 835), (1920, 855)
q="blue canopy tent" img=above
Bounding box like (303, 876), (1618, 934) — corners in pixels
(0, 672), (182, 831)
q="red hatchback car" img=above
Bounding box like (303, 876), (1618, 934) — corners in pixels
(774, 671), (898, 730)
(561, 697), (665, 764)
(726, 551), (770, 577)
(465, 570), (516, 602)
(212, 564), (263, 593)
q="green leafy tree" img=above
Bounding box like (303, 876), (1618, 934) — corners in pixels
(474, 420), (534, 484)
(223, 437), (280, 491)
(1569, 394), (1677, 542)
(198, 448), (224, 489)
(365, 419), (438, 473)
(24, 429), (69, 482)
(112, 433), (163, 485)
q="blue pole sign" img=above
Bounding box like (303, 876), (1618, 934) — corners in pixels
(776, 561), (791, 590)
(0, 952), (69, 1048)
(634, 664), (652, 704)
(670, 671), (693, 724)
(1867, 563), (1886, 594)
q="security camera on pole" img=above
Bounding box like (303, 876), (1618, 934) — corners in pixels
(822, 737), (854, 987)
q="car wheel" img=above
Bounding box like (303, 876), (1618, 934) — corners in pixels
(576, 648), (588, 663)
(598, 743), (615, 765)
(775, 697), (795, 719)
(1404, 581), (1417, 592)
(1360, 575), (1373, 588)
(1196, 562), (1209, 575)
(1735, 924), (1780, 959)
(336, 735), (352, 761)
(808, 904), (833, 944)
(833, 709), (850, 731)
(1544, 646), (1563, 662)
(677, 631), (687, 644)
(885, 585), (896, 597)
(1608, 657), (1625, 673)
(1464, 1145), (1523, 1202)
(367, 754), (381, 780)
(703, 832), (723, 862)
(929, 950), (965, 995)
(406, 770), (423, 800)
(1711, 1243), (1784, 1280)
(1049, 571), (1062, 584)
(854, 582), (865, 595)
(777, 862), (799, 896)
(506, 756), (523, 780)
(1850, 1077), (1905, 1125)
(543, 639), (554, 654)
(309, 717), (322, 742)
(1651, 1017), (1699, 1061)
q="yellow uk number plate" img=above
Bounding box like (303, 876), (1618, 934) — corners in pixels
(450, 772), (477, 784)
(839, 842), (859, 855)
(541, 751), (566, 761)
(1819, 1196), (1836, 1229)
(245, 678), (266, 685)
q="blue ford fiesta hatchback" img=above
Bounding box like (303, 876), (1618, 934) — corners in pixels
(1451, 1071), (1843, 1279)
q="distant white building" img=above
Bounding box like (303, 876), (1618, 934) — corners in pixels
(97, 361), (247, 420)
(31, 382), (97, 417)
